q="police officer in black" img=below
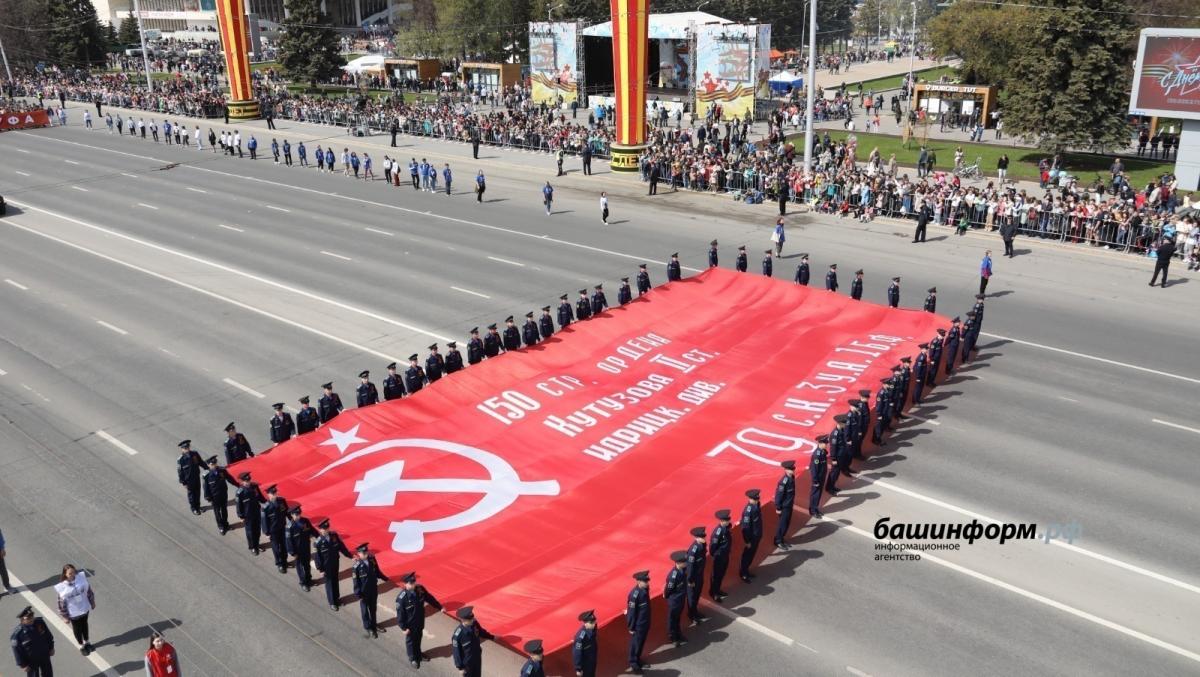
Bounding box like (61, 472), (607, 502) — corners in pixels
(855, 390), (872, 457)
(502, 316), (522, 350)
(540, 306), (555, 338)
(665, 551), (688, 645)
(846, 399), (863, 461)
(735, 245), (748, 272)
(356, 370), (379, 407)
(450, 606), (493, 677)
(522, 313), (540, 347)
(913, 344), (930, 404)
(636, 263), (651, 295)
(269, 403), (295, 445)
(426, 344), (445, 382)
(762, 249), (773, 277)
(383, 363), (405, 400)
(318, 382), (343, 423)
(773, 460), (796, 548)
(684, 526), (708, 623)
(826, 263), (839, 291)
(203, 456), (236, 534)
(708, 509), (732, 601)
(296, 397), (321, 434)
(887, 276), (901, 308)
(558, 294), (574, 328)
(521, 639), (546, 677)
(572, 610), (599, 677)
(445, 341), (464, 374)
(666, 252), (682, 281)
(396, 571), (442, 668)
(794, 253), (810, 285)
(851, 269), (865, 299)
(618, 278), (633, 305)
(263, 484), (290, 574)
(924, 287), (937, 312)
(738, 488), (763, 582)
(928, 329), (946, 385)
(314, 518), (352, 610)
(177, 440), (205, 515)
(575, 291), (592, 321)
(466, 328), (486, 365)
(944, 317), (961, 375)
(483, 324), (502, 357)
(352, 543), (388, 639)
(809, 436), (829, 518)
(626, 570), (651, 674)
(223, 422), (254, 465)
(961, 311), (978, 363)
(872, 379), (894, 445)
(404, 354), (426, 394)
(11, 606), (53, 676)
(897, 356), (914, 415)
(825, 415), (851, 495)
(235, 471), (263, 555)
(591, 284), (608, 314)
(972, 293), (985, 328)
(708, 240), (719, 268)
(287, 505), (315, 591)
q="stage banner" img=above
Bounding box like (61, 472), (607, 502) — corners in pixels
(695, 24), (757, 121)
(235, 268), (946, 653)
(755, 24), (773, 99)
(0, 110), (51, 131)
(529, 21), (579, 106)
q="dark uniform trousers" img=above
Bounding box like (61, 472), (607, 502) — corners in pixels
(709, 552), (729, 597)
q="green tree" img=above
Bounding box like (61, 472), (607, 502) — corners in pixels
(928, 2), (1032, 86)
(1002, 0), (1138, 153)
(117, 12), (141, 47)
(0, 0), (49, 67)
(48, 0), (107, 68)
(278, 0), (344, 87)
(105, 21), (121, 53)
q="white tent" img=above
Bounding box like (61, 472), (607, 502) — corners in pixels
(768, 70), (802, 94)
(342, 54), (385, 74)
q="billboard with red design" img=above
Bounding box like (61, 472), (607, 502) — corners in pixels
(1129, 28), (1200, 120)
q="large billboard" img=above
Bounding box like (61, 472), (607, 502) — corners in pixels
(695, 23), (768, 121)
(1129, 28), (1200, 120)
(529, 21), (579, 106)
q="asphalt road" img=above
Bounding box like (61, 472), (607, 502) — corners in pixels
(0, 111), (1197, 677)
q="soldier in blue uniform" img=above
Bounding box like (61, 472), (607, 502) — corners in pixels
(887, 276), (901, 307)
(808, 436), (829, 518)
(825, 263), (839, 291)
(558, 294), (574, 328)
(263, 485), (290, 574)
(708, 509), (732, 601)
(223, 422), (253, 465)
(851, 269), (865, 299)
(664, 551), (688, 645)
(626, 570), (651, 673)
(845, 400), (863, 462)
(483, 324), (503, 357)
(502, 316), (522, 350)
(521, 639), (546, 677)
(773, 460), (797, 548)
(962, 310), (979, 363)
(872, 379), (894, 445)
(667, 252), (682, 281)
(286, 505), (315, 591)
(11, 606), (53, 676)
(426, 344), (445, 383)
(735, 245), (748, 272)
(467, 327), (486, 365)
(296, 397), (320, 434)
(177, 440), (206, 515)
(636, 263), (652, 295)
(572, 610), (599, 677)
(522, 312), (540, 347)
(396, 571), (442, 668)
(352, 543), (388, 639)
(450, 606), (493, 677)
(738, 488), (763, 582)
(269, 403), (295, 445)
(972, 293), (985, 328)
(234, 471), (263, 555)
(618, 278), (633, 305)
(445, 341), (464, 374)
(924, 287), (937, 312)
(356, 370), (379, 407)
(708, 240), (719, 267)
(897, 356), (914, 415)
(591, 284), (608, 314)
(539, 306), (555, 338)
(404, 354), (426, 394)
(575, 290), (592, 321)
(794, 253), (810, 285)
(314, 519), (352, 610)
(944, 317), (961, 375)
(383, 363), (404, 401)
(762, 250), (773, 277)
(825, 415), (852, 495)
(928, 329), (946, 385)
(888, 366), (905, 425)
(855, 390), (872, 458)
(318, 382), (343, 423)
(684, 526), (708, 623)
(202, 456), (236, 534)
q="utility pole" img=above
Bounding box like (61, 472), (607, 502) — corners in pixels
(803, 0), (818, 172)
(132, 0), (155, 93)
(906, 0), (916, 115)
(0, 33), (13, 83)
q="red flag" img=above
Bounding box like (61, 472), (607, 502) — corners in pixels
(236, 268), (946, 652)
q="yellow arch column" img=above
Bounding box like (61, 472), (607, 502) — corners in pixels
(216, 0), (260, 119)
(608, 0), (648, 172)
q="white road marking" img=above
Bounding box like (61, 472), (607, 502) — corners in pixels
(64, 159), (80, 165)
(451, 286), (490, 299)
(846, 667), (873, 677)
(487, 255), (525, 267)
(160, 347), (178, 357)
(13, 148), (30, 154)
(3, 217), (403, 361)
(186, 186), (207, 193)
(1152, 419), (1200, 436)
(865, 477), (1200, 596)
(320, 250), (352, 261)
(217, 223), (244, 232)
(121, 172), (138, 178)
(982, 331), (1200, 385)
(96, 429), (139, 455)
(72, 185), (90, 192)
(702, 601), (809, 649)
(265, 204), (291, 212)
(364, 227), (394, 236)
(96, 319), (129, 335)
(7, 201), (452, 342)
(136, 202), (159, 210)
(223, 377), (266, 399)
(836, 520), (1200, 665)
(904, 413), (941, 426)
(1058, 396), (1080, 403)
(0, 368), (6, 375)
(6, 572), (121, 676)
(4, 278), (29, 290)
(21, 383), (31, 391)
(14, 170), (31, 176)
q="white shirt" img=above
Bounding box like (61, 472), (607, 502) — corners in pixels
(55, 572), (92, 619)
(600, 196), (608, 210)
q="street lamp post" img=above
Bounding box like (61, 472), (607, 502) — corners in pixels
(548, 2), (564, 21)
(906, 0), (916, 114)
(131, 0), (155, 93)
(803, 0), (818, 172)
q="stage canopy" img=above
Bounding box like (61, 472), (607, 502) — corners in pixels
(234, 268), (947, 654)
(342, 54), (384, 74)
(769, 70), (803, 93)
(581, 10), (731, 40)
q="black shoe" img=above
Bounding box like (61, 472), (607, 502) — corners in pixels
(411, 660), (420, 668)
(675, 637), (689, 646)
(630, 666), (644, 675)
(740, 575), (752, 583)
(814, 511), (824, 518)
(192, 509), (202, 516)
(330, 605), (338, 611)
(780, 542), (792, 550)
(219, 528), (227, 535)
(252, 548), (260, 556)
(827, 488), (840, 496)
(278, 566), (287, 574)
(81, 645), (90, 656)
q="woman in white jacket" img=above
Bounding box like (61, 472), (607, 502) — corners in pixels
(55, 564), (96, 655)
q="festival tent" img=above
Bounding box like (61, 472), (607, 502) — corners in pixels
(769, 70), (803, 94)
(341, 54), (385, 74)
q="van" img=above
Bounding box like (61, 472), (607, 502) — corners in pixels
(124, 48), (143, 57)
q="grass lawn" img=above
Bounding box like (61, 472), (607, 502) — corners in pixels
(788, 131), (1174, 188)
(847, 65), (958, 93)
(250, 61), (280, 72)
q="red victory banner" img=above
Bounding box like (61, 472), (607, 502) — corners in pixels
(235, 268), (947, 652)
(0, 110), (51, 131)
